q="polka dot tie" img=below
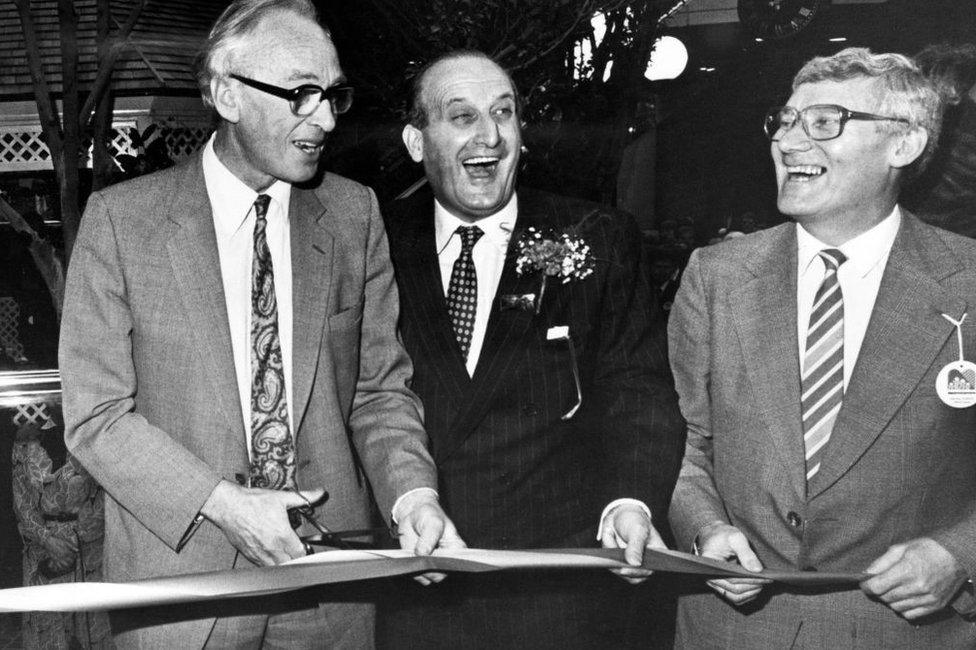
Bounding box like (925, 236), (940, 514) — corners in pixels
(446, 225), (483, 360)
(248, 194), (296, 491)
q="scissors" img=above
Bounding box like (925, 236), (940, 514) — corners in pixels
(288, 503), (396, 553)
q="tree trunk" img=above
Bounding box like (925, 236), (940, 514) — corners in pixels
(57, 0), (82, 263)
(92, 0), (115, 191)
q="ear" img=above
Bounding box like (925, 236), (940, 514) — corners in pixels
(211, 76), (241, 124)
(402, 124), (424, 163)
(888, 127), (928, 169)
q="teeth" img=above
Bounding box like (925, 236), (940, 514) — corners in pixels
(464, 157), (499, 165)
(786, 165), (824, 176)
(294, 141), (321, 152)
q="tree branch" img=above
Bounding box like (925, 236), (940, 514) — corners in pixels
(510, 0), (631, 72)
(12, 0), (64, 158)
(78, 0), (149, 129)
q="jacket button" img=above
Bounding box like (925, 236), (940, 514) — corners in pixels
(786, 511), (803, 528)
(522, 404), (539, 416)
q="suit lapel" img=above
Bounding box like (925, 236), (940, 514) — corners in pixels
(729, 225), (807, 501)
(437, 194), (549, 461)
(809, 214), (968, 496)
(396, 198), (471, 403)
(163, 156), (246, 462)
(289, 187), (334, 434)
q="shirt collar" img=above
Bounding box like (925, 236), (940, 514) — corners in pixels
(796, 205), (901, 279)
(202, 134), (292, 237)
(434, 192), (518, 255)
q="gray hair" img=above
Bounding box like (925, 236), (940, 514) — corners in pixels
(196, 0), (322, 109)
(792, 47), (943, 175)
(406, 50), (521, 128)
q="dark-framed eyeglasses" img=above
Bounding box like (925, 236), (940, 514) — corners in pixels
(764, 104), (910, 141)
(230, 74), (354, 117)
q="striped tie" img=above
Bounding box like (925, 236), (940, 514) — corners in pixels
(801, 248), (846, 484)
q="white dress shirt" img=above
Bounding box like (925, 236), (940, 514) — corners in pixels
(796, 207), (901, 388)
(202, 136), (294, 455)
(435, 194), (517, 376)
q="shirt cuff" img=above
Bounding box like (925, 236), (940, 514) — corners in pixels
(596, 498), (651, 542)
(391, 487), (439, 525)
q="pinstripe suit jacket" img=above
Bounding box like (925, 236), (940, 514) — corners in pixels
(386, 186), (684, 546)
(668, 212), (976, 648)
(59, 154), (436, 647)
(381, 186), (685, 647)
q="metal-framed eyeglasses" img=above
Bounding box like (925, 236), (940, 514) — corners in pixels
(764, 104), (910, 141)
(230, 74), (354, 117)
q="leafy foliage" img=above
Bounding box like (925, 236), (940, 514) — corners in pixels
(319, 1), (669, 202)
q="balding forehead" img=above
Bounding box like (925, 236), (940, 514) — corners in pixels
(421, 56), (515, 107)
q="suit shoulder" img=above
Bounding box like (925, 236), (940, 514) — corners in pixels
(923, 220), (976, 263)
(314, 171), (370, 198)
(311, 172), (375, 211)
(380, 186), (432, 240)
(89, 163), (186, 215)
(691, 222), (793, 268)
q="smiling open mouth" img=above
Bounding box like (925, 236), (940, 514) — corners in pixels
(786, 164), (826, 181)
(462, 156), (500, 176)
(293, 139), (323, 155)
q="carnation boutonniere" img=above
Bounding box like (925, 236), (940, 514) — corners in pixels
(515, 226), (595, 314)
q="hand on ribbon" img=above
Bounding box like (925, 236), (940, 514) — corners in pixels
(697, 522), (770, 605)
(599, 503), (666, 584)
(393, 489), (466, 586)
(201, 480), (325, 566)
(861, 537), (969, 620)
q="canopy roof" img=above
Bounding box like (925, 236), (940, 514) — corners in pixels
(0, 0), (228, 100)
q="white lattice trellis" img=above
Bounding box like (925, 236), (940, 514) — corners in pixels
(0, 129), (50, 170)
(0, 123), (142, 172)
(164, 127), (210, 160)
(0, 121), (209, 171)
(12, 401), (55, 429)
(0, 297), (25, 362)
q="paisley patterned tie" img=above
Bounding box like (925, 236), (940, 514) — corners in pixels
(248, 194), (295, 490)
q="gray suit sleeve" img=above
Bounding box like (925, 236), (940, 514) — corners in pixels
(347, 187), (437, 518)
(60, 193), (221, 549)
(667, 248), (730, 549)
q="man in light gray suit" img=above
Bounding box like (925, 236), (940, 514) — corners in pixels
(660, 48), (976, 647)
(59, 0), (462, 647)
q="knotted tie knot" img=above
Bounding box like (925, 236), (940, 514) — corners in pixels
(457, 225), (484, 252)
(818, 248), (846, 272)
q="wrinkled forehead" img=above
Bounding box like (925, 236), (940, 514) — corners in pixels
(788, 77), (882, 112)
(234, 10), (342, 83)
(423, 57), (516, 114)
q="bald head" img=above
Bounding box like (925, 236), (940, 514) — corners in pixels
(407, 51), (520, 128)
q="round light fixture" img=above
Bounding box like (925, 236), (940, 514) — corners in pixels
(645, 35), (688, 81)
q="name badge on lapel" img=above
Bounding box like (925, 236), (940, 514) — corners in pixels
(936, 312), (976, 408)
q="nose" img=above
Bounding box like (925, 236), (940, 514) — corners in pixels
(775, 120), (812, 153)
(474, 113), (501, 148)
(305, 98), (337, 132)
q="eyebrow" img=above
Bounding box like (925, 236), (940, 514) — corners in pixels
(284, 71), (348, 86)
(443, 91), (516, 107)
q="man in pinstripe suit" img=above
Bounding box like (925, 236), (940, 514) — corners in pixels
(377, 50), (685, 648)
